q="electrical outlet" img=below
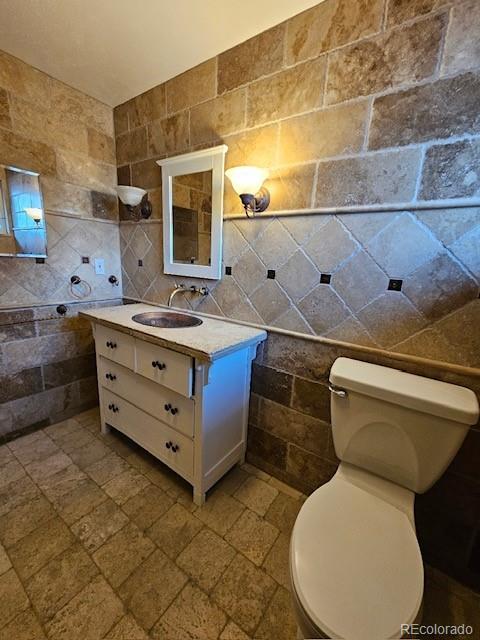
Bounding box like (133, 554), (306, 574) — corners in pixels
(94, 258), (105, 275)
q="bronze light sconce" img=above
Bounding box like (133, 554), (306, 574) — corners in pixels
(116, 186), (152, 220)
(225, 166), (270, 217)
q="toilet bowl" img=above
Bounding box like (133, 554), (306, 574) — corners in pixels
(290, 358), (479, 640)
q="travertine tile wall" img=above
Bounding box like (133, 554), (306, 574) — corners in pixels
(0, 50), (123, 432)
(115, 0), (480, 370)
(115, 0), (480, 590)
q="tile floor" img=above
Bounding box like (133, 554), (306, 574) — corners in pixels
(0, 408), (478, 640)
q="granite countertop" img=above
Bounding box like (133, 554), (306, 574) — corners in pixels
(80, 303), (267, 362)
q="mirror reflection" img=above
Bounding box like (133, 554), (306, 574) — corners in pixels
(0, 165), (47, 258)
(172, 170), (212, 266)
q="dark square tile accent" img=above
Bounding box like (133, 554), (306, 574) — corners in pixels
(0, 367), (43, 403)
(267, 270), (276, 280)
(43, 354), (96, 389)
(82, 257), (90, 264)
(91, 191), (118, 221)
(35, 258), (45, 264)
(320, 273), (331, 284)
(225, 266), (232, 276)
(388, 278), (403, 291)
(138, 259), (143, 267)
(251, 364), (293, 407)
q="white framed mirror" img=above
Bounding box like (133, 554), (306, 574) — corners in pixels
(157, 144), (227, 280)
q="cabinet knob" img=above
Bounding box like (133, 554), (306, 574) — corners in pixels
(105, 373), (110, 380)
(105, 373), (116, 380)
(164, 403), (172, 412)
(108, 403), (113, 410)
(171, 444), (179, 453)
(113, 405), (119, 413)
(165, 441), (172, 449)
(152, 361), (166, 370)
(170, 407), (178, 415)
(106, 341), (111, 347)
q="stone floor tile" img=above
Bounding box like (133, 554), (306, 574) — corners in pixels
(71, 499), (129, 553)
(0, 494), (55, 548)
(212, 554), (277, 635)
(44, 418), (82, 440)
(98, 431), (135, 458)
(241, 463), (271, 482)
(92, 522), (154, 588)
(75, 408), (100, 425)
(45, 575), (124, 640)
(0, 475), (39, 518)
(195, 491), (244, 536)
(9, 516), (74, 580)
(0, 607), (46, 640)
(8, 432), (58, 466)
(102, 467), (150, 505)
(177, 528), (236, 592)
(25, 451), (72, 483)
(234, 477), (278, 516)
(0, 459), (26, 491)
(0, 542), (11, 575)
(213, 466), (250, 496)
(25, 543), (98, 621)
(68, 438), (111, 470)
(254, 586), (298, 640)
(37, 464), (87, 501)
(82, 419), (102, 434)
(152, 582), (227, 640)
(122, 484), (174, 531)
(51, 477), (108, 525)
(146, 461), (194, 501)
(7, 431), (45, 455)
(262, 532), (290, 590)
(220, 620), (252, 640)
(268, 476), (304, 500)
(56, 428), (96, 454)
(118, 548), (188, 630)
(147, 503), (203, 560)
(84, 452), (129, 486)
(104, 614), (149, 639)
(0, 568), (29, 627)
(225, 509), (279, 566)
(0, 445), (14, 467)
(265, 492), (302, 533)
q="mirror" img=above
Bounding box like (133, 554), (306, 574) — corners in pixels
(158, 145), (227, 280)
(0, 165), (47, 258)
(172, 170), (212, 266)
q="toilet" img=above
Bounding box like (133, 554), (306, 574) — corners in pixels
(290, 357), (479, 640)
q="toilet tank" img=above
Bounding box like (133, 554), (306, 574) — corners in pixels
(329, 358), (479, 493)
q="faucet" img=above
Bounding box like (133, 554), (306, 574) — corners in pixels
(167, 284), (209, 307)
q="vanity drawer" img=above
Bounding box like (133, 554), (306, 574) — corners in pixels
(135, 339), (193, 397)
(102, 390), (194, 480)
(95, 325), (135, 370)
(99, 357), (194, 438)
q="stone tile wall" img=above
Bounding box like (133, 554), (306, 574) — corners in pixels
(115, 0), (480, 591)
(0, 50), (123, 432)
(0, 300), (121, 442)
(0, 48), (122, 306)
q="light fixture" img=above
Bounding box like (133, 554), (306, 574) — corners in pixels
(24, 207), (43, 225)
(116, 185), (152, 220)
(225, 166), (270, 217)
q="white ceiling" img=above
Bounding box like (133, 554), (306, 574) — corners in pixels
(0, 0), (321, 106)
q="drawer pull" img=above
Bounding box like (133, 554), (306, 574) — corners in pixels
(152, 360), (166, 370)
(105, 373), (117, 381)
(108, 403), (119, 413)
(164, 403), (172, 411)
(164, 403), (178, 415)
(165, 441), (172, 449)
(170, 407), (178, 415)
(171, 444), (179, 453)
(106, 341), (117, 349)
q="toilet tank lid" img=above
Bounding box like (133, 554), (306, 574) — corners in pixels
(330, 358), (479, 425)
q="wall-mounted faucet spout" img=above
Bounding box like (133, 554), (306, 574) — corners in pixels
(167, 284), (209, 307)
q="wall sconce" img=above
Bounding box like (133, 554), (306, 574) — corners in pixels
(225, 166), (270, 217)
(116, 186), (152, 220)
(25, 207), (43, 225)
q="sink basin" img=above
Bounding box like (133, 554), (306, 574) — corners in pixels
(131, 311), (203, 329)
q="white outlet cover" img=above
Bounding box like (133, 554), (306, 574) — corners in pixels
(94, 258), (105, 275)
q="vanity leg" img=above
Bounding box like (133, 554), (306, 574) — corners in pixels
(193, 489), (206, 506)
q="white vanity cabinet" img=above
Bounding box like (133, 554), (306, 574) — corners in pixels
(88, 315), (265, 505)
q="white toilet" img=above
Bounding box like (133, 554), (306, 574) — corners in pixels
(290, 357), (479, 640)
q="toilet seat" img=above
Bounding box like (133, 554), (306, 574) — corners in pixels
(290, 466), (424, 640)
